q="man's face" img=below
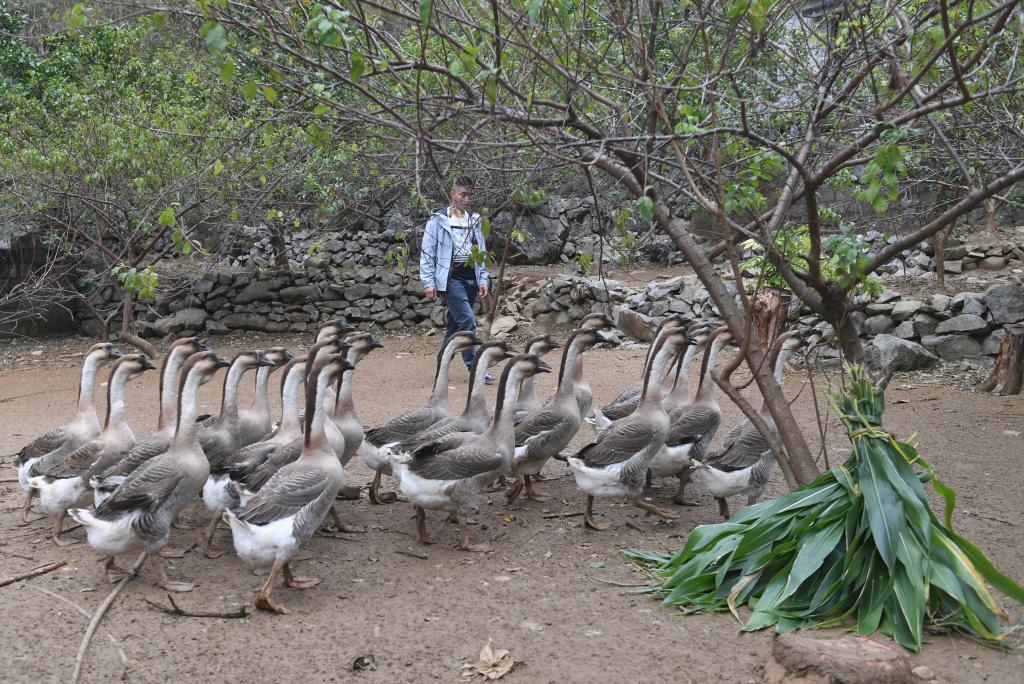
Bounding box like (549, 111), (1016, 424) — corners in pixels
(450, 185), (472, 212)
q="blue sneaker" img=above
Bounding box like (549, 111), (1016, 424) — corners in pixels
(484, 370), (496, 385)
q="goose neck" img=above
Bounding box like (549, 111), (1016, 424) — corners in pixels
(640, 339), (677, 404)
(174, 371), (206, 444)
(305, 370), (334, 451)
(278, 365), (305, 433)
(105, 365), (132, 428)
(695, 338), (727, 402)
(668, 343), (701, 401)
(430, 342), (461, 405)
(252, 365), (272, 413)
(218, 360), (246, 421)
(157, 348), (190, 429)
(76, 353), (103, 418)
(335, 360), (357, 414)
(557, 341), (584, 396)
(486, 366), (524, 440)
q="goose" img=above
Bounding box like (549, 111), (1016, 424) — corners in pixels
(512, 335), (560, 422)
(506, 328), (607, 504)
(69, 351), (230, 589)
(568, 328), (692, 530)
(28, 354), (155, 545)
(648, 326), (730, 505)
(220, 355), (308, 508)
(692, 331), (804, 519)
(16, 342), (121, 522)
(225, 337), (347, 497)
(361, 331), (481, 504)
(390, 354), (550, 551)
(316, 318), (356, 342)
(566, 312), (614, 420)
(91, 337), (207, 504)
(330, 332), (384, 468)
(393, 341), (514, 450)
(590, 314), (689, 431)
(225, 352), (353, 614)
(238, 347), (293, 447)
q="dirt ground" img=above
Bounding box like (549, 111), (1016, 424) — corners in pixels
(1, 328), (1022, 684)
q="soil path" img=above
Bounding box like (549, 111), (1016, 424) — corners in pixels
(1, 331), (1022, 683)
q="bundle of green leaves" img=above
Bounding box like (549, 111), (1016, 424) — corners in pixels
(627, 365), (1023, 651)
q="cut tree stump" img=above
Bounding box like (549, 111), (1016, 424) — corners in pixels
(979, 324), (1024, 395)
(754, 288), (792, 351)
(763, 632), (915, 684)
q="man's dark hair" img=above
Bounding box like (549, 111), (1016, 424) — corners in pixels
(453, 176), (475, 190)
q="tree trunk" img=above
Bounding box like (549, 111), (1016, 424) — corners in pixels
(481, 209), (517, 341)
(753, 288), (791, 351)
(270, 226), (288, 268)
(931, 230), (946, 287)
(979, 325), (1024, 395)
(118, 294), (158, 358)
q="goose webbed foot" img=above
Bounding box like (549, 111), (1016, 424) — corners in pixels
(634, 498), (680, 520)
(255, 559), (289, 614)
(583, 495), (608, 531)
(503, 476), (524, 505)
(103, 557), (136, 583)
(327, 506), (366, 534)
(414, 507), (434, 545)
(524, 475), (550, 503)
(551, 452), (568, 463)
(457, 514), (491, 553)
(717, 497), (731, 520)
(672, 471), (700, 506)
(368, 469), (397, 504)
(151, 555), (194, 593)
(335, 484), (361, 501)
(171, 514), (196, 530)
(283, 562), (321, 590)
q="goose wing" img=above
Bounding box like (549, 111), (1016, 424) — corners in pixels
(600, 393), (640, 422)
(96, 457), (183, 517)
(236, 464), (333, 525)
(240, 439), (301, 492)
(98, 433), (170, 479)
(17, 426), (70, 464)
(224, 440), (279, 478)
(666, 405), (721, 448)
(708, 423), (771, 471)
(408, 440), (504, 481)
(366, 406), (435, 446)
(576, 420), (660, 468)
(600, 382), (642, 413)
(43, 440), (104, 478)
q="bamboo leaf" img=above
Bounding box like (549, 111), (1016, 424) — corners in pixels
(780, 521), (844, 602)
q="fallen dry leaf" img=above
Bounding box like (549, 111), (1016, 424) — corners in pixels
(461, 638), (517, 680)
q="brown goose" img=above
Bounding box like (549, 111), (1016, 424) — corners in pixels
(569, 328), (691, 530)
(70, 351), (230, 589)
(226, 352), (352, 613)
(316, 318), (356, 342)
(512, 334), (560, 422)
(391, 354), (550, 551)
(693, 331), (804, 518)
(567, 312), (615, 419)
(238, 347), (293, 447)
(91, 337), (207, 504)
(506, 328), (607, 504)
(16, 342), (121, 522)
(361, 331), (481, 504)
(590, 314), (688, 430)
(394, 341), (515, 450)
(330, 332), (384, 468)
(648, 326), (729, 505)
(29, 354), (155, 545)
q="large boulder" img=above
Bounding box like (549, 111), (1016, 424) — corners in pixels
(934, 313), (989, 336)
(613, 305), (656, 341)
(153, 308), (208, 336)
(863, 315), (895, 335)
(867, 334), (938, 374)
(490, 205), (568, 265)
(235, 278), (286, 304)
(222, 312), (269, 330)
(921, 334), (982, 360)
(983, 283), (1024, 324)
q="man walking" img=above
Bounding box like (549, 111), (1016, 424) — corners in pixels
(420, 176), (493, 382)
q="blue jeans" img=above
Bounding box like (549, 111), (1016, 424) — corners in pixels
(441, 271), (478, 366)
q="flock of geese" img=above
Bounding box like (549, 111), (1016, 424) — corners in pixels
(12, 314), (804, 613)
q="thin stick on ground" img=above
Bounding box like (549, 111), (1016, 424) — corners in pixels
(0, 560), (66, 588)
(26, 585), (130, 673)
(143, 593), (250, 618)
(542, 511), (584, 519)
(394, 549), (428, 560)
(71, 551), (146, 684)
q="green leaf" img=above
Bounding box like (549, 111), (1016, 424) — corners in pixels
(528, 0), (545, 21)
(780, 521), (844, 602)
(202, 22), (228, 55)
(262, 86), (278, 104)
(350, 51), (366, 81)
(241, 80), (258, 102)
(859, 446), (903, 569)
(157, 207), (176, 228)
(219, 58), (236, 85)
(212, 159), (224, 176)
(637, 196), (654, 223)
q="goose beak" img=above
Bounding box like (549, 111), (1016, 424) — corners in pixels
(213, 355), (231, 369)
(341, 360), (356, 372)
(108, 347), (124, 360)
(535, 361), (552, 374)
(549, 338), (561, 350)
(141, 356), (157, 371)
(195, 337), (211, 352)
(469, 334), (484, 346)
(593, 331), (610, 344)
(369, 338), (384, 350)
(255, 351), (274, 368)
(281, 349), (294, 363)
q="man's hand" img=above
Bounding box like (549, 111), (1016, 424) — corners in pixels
(424, 287), (437, 301)
(479, 284), (489, 299)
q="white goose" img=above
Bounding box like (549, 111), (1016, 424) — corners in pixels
(568, 327), (691, 530)
(69, 351), (230, 589)
(238, 347), (293, 447)
(28, 354), (155, 545)
(225, 352), (352, 614)
(16, 342), (121, 522)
